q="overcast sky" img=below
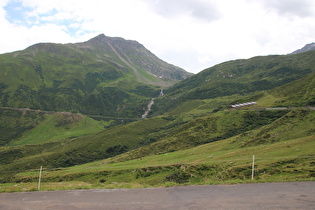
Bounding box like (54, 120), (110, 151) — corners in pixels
(1, 0), (315, 73)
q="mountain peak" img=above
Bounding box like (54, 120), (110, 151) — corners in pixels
(85, 33), (108, 44)
(291, 42), (315, 54)
(93, 33), (106, 40)
(80, 34), (192, 81)
(88, 33), (133, 43)
(83, 34), (144, 49)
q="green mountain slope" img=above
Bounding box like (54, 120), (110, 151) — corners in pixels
(0, 108), (110, 146)
(176, 51), (315, 97)
(0, 116), (179, 176)
(108, 109), (291, 162)
(0, 34), (191, 118)
(225, 71), (315, 109)
(151, 51), (315, 116)
(106, 69), (315, 162)
(1, 82), (313, 180)
(266, 72), (315, 107)
(2, 108), (314, 190)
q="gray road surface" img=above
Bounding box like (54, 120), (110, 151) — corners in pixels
(0, 182), (314, 209)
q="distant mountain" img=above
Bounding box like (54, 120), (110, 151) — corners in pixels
(169, 51), (315, 99)
(152, 50), (315, 115)
(0, 34), (192, 118)
(291, 42), (315, 54)
(83, 34), (192, 80)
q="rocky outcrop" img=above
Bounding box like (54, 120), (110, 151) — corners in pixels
(291, 42), (315, 54)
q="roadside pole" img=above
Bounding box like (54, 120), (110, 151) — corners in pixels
(251, 155), (255, 181)
(38, 166), (43, 190)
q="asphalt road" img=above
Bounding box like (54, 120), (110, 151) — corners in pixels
(0, 182), (314, 209)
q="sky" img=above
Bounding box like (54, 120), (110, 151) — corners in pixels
(1, 0), (315, 73)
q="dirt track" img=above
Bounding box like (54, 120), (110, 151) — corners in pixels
(0, 182), (314, 209)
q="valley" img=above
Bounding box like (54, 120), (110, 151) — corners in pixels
(0, 36), (314, 192)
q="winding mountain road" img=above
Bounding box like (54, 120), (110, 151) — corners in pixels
(1, 182), (314, 209)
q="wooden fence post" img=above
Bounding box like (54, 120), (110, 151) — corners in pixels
(38, 166), (43, 190)
(251, 155), (255, 181)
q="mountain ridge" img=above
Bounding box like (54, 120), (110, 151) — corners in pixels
(291, 42), (315, 54)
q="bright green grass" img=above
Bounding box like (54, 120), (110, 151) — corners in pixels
(69, 134), (314, 171)
(9, 131), (313, 193)
(1, 109), (314, 192)
(9, 115), (107, 146)
(255, 91), (282, 107)
(3, 110), (314, 191)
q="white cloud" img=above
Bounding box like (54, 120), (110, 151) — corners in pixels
(0, 0), (315, 73)
(147, 0), (222, 22)
(256, 0), (315, 18)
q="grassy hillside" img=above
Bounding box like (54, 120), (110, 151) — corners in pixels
(1, 63), (314, 178)
(0, 108), (108, 146)
(1, 109), (313, 192)
(0, 108), (293, 173)
(267, 72), (315, 107)
(226, 71), (315, 108)
(0, 115), (181, 175)
(1, 104), (313, 185)
(109, 109), (291, 162)
(0, 34), (191, 118)
(151, 51), (315, 116)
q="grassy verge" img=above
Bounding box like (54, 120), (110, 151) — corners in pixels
(2, 133), (314, 193)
